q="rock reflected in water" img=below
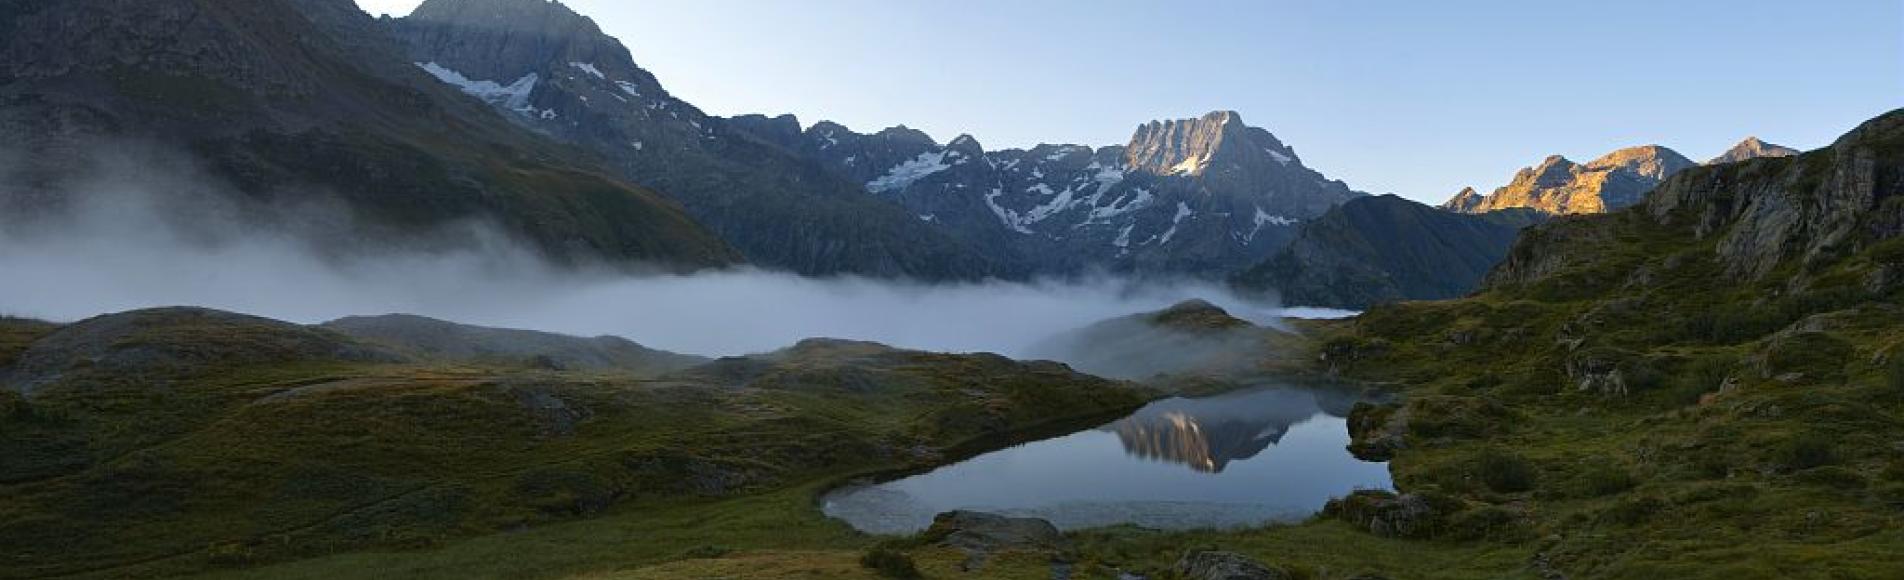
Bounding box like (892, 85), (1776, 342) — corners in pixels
(824, 384), (1389, 533)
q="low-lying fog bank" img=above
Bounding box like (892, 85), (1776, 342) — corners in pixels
(0, 150), (1334, 358)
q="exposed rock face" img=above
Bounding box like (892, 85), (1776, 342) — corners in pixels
(1708, 136), (1800, 165)
(321, 314), (705, 375)
(1441, 187), (1487, 213)
(1651, 111), (1904, 279)
(1490, 110), (1904, 289)
(386, 0), (1007, 280)
(1174, 550), (1292, 580)
(0, 0), (740, 270)
(1445, 145), (1697, 215)
(736, 110), (1365, 277)
(1235, 195), (1545, 308)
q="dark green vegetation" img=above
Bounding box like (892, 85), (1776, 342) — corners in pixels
(858, 545), (923, 579)
(1281, 109), (1904, 578)
(0, 309), (1152, 579)
(1234, 194), (1546, 309)
(0, 0), (738, 269)
(320, 314), (706, 375)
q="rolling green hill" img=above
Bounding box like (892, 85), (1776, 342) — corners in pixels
(0, 308), (1152, 578)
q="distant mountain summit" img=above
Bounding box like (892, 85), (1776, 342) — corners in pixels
(1442, 145), (1697, 215)
(1707, 136), (1800, 165)
(734, 110), (1364, 276)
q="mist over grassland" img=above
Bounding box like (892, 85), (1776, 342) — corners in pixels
(0, 142), (1328, 357)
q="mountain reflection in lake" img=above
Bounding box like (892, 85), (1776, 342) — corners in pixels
(822, 384), (1391, 534)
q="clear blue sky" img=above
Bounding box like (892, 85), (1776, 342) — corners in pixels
(359, 0), (1902, 203)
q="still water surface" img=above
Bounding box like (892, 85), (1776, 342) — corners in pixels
(823, 384), (1393, 533)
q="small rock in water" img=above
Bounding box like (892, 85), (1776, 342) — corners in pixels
(927, 510), (1064, 552)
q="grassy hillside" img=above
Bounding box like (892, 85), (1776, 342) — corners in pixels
(733, 109), (1904, 580)
(0, 310), (1152, 579)
(1256, 110), (1904, 578)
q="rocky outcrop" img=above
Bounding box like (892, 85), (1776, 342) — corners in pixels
(1234, 195), (1545, 308)
(1446, 146), (1697, 215)
(1323, 490), (1462, 539)
(1174, 550), (1293, 580)
(925, 510), (1064, 552)
(1645, 111), (1904, 280)
(1708, 137), (1800, 165)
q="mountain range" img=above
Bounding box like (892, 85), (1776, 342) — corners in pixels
(0, 0), (1816, 302)
(732, 110), (1364, 275)
(386, 0), (1365, 278)
(1442, 137), (1801, 216)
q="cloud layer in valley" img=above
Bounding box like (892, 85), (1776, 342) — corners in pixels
(0, 143), (1331, 358)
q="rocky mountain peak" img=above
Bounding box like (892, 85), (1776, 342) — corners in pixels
(1441, 187), (1486, 212)
(946, 134), (984, 156)
(1521, 155), (1579, 188)
(1123, 110), (1300, 177)
(399, 0), (643, 85)
(1584, 145), (1695, 181)
(1707, 136), (1800, 165)
(873, 125), (938, 147)
(1453, 145), (1697, 216)
(728, 113), (804, 148)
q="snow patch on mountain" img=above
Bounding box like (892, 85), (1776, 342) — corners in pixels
(1086, 188), (1154, 222)
(1021, 186), (1077, 224)
(1091, 165), (1126, 194)
(1244, 207), (1297, 242)
(416, 62), (538, 112)
(1113, 224), (1134, 250)
(569, 62), (605, 79)
(985, 188), (1035, 235)
(867, 150), (953, 193)
(1156, 201), (1193, 245)
(1169, 155), (1206, 175)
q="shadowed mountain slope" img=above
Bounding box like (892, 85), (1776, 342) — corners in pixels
(0, 0), (740, 269)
